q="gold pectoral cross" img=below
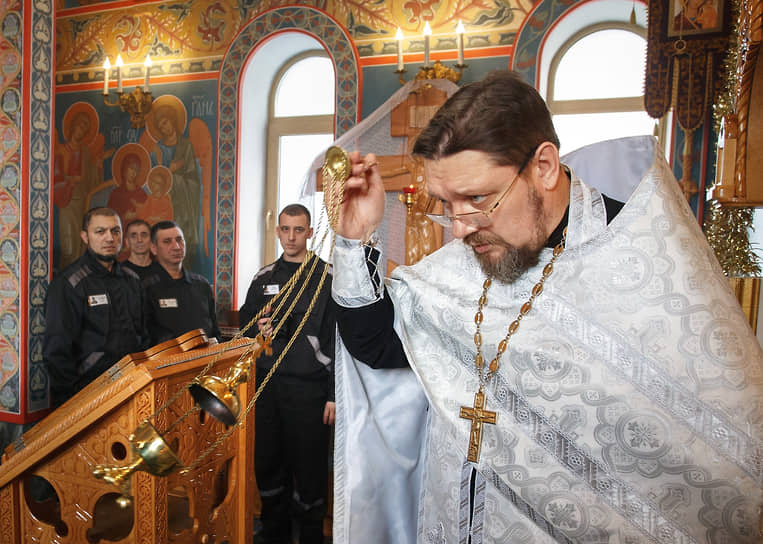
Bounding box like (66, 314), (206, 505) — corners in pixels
(459, 388), (497, 463)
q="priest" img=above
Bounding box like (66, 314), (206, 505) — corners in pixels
(329, 70), (762, 543)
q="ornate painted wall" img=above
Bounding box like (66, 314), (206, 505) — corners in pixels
(0, 0), (54, 424)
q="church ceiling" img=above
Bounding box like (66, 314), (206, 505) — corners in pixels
(55, 0), (533, 81)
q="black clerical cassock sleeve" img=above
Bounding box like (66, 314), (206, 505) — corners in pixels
(335, 246), (411, 372)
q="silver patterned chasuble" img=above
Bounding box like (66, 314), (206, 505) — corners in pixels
(331, 137), (763, 544)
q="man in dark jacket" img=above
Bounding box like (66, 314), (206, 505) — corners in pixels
(142, 220), (219, 346)
(239, 204), (335, 544)
(44, 207), (147, 409)
(121, 219), (154, 280)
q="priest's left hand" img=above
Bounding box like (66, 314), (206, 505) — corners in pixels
(323, 401), (336, 425)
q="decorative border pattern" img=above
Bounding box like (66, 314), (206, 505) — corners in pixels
(486, 370), (697, 543)
(0, 1), (23, 418)
(0, 0), (53, 419)
(26, 0), (54, 416)
(483, 466), (575, 544)
(547, 293), (761, 481)
(0, 483), (18, 542)
(215, 6), (359, 311)
(511, 0), (582, 85)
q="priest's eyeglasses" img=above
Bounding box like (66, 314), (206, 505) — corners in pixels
(424, 149), (535, 228)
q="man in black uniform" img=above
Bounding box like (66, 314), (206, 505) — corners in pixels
(44, 207), (147, 409)
(239, 204), (335, 544)
(121, 219), (154, 279)
(143, 220), (219, 345)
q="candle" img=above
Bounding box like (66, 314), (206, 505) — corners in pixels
(115, 54), (123, 93)
(144, 55), (152, 92)
(423, 21), (431, 67)
(403, 184), (416, 194)
(103, 58), (110, 95)
(456, 21), (465, 65)
(395, 28), (404, 71)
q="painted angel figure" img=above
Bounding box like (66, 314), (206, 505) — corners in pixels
(53, 102), (113, 269)
(141, 95), (213, 271)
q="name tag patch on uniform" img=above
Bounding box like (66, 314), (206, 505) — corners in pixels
(264, 284), (280, 295)
(88, 294), (109, 307)
(159, 298), (179, 308)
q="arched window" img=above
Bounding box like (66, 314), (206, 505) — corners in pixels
(236, 40), (335, 308)
(266, 53), (335, 249)
(548, 24), (659, 155)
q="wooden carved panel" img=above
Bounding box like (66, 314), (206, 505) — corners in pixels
(0, 484), (19, 543)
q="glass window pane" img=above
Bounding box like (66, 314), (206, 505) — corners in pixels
(553, 112), (656, 155)
(278, 133), (334, 214)
(275, 57), (335, 117)
(554, 30), (646, 101)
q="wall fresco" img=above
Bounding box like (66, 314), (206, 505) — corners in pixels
(337, 0), (533, 57)
(55, 0), (534, 82)
(54, 83), (218, 279)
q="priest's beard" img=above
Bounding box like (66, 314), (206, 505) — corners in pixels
(465, 186), (546, 284)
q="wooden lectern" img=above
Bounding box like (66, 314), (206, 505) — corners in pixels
(0, 331), (258, 544)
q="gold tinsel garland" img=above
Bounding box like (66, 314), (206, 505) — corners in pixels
(704, 0), (760, 277)
(712, 0), (741, 130)
(705, 201), (761, 277)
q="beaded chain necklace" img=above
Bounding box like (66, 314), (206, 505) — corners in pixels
(459, 229), (567, 462)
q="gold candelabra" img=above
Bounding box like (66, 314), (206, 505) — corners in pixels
(394, 21), (468, 85)
(102, 54), (153, 128)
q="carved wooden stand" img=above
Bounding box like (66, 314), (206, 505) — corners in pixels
(0, 332), (258, 544)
